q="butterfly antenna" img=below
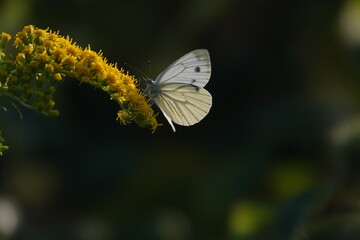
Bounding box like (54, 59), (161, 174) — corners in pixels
(123, 62), (149, 81)
(148, 60), (152, 77)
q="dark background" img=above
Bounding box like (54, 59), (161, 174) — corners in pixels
(1, 0), (360, 239)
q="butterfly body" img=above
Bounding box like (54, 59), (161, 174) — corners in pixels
(145, 49), (212, 132)
(145, 79), (160, 99)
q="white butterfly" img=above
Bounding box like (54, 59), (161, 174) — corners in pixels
(145, 49), (212, 132)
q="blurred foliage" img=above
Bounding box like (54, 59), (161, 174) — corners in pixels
(0, 131), (9, 155)
(0, 0), (360, 239)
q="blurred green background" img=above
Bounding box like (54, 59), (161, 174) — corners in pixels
(1, 0), (360, 239)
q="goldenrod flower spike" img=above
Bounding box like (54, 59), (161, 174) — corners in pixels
(15, 25), (158, 128)
(0, 25), (159, 155)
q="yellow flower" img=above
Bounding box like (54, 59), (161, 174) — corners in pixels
(53, 73), (62, 81)
(0, 32), (11, 49)
(9, 25), (158, 130)
(13, 38), (23, 48)
(24, 44), (34, 55)
(1, 32), (11, 41)
(117, 110), (131, 125)
(45, 64), (54, 73)
(15, 53), (25, 65)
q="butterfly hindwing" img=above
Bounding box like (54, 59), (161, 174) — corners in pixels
(154, 83), (212, 130)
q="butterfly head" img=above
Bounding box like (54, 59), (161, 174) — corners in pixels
(144, 78), (160, 100)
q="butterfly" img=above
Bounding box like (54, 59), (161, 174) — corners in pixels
(145, 49), (212, 132)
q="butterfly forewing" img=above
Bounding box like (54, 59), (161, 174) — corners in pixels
(155, 49), (211, 88)
(154, 83), (212, 127)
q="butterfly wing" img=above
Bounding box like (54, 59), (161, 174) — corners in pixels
(154, 83), (212, 132)
(155, 49), (211, 88)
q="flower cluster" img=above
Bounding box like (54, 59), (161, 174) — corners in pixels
(2, 25), (158, 128)
(0, 25), (160, 154)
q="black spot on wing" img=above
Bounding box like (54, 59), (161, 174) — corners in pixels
(190, 80), (200, 91)
(195, 66), (201, 72)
